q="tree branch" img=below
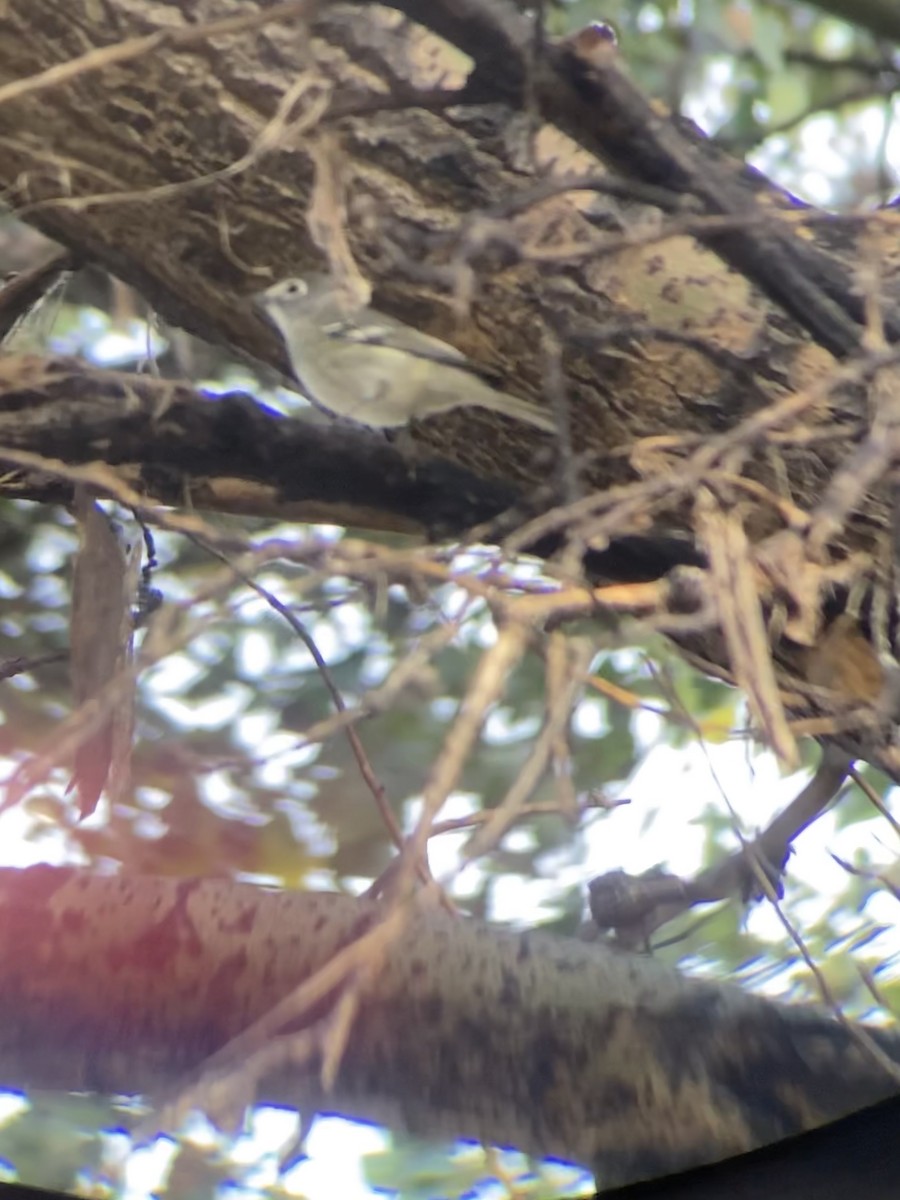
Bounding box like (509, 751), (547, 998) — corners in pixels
(2, 866), (899, 1187)
(356, 0), (882, 357)
(0, 356), (521, 535)
(801, 0), (900, 44)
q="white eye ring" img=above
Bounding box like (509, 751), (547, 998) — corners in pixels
(282, 278), (308, 298)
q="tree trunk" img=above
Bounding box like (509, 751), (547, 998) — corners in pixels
(0, 0), (889, 554)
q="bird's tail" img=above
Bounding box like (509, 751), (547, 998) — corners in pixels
(483, 390), (557, 433)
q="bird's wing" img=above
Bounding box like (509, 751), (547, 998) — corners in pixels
(322, 316), (501, 384)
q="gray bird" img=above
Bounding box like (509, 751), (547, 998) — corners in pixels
(254, 274), (556, 433)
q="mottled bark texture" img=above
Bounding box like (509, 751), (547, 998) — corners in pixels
(0, 356), (519, 535)
(0, 0), (892, 554)
(1, 867), (899, 1187)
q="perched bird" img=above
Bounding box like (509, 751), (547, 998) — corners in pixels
(254, 274), (556, 432)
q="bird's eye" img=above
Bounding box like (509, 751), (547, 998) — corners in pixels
(284, 279), (306, 297)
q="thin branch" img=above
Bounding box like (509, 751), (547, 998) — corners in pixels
(0, 1), (314, 107)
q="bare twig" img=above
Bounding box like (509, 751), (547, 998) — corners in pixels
(0, 2), (313, 108)
(0, 247), (72, 343)
(0, 651), (67, 680)
(696, 487), (796, 767)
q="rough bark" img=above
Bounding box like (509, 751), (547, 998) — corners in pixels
(1, 3), (898, 1192)
(0, 355), (521, 535)
(1, 866), (899, 1189)
(0, 0), (891, 557)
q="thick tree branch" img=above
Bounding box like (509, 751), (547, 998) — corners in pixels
(0, 356), (711, 584)
(0, 356), (522, 535)
(355, 0), (882, 358)
(0, 0), (887, 542)
(1, 867), (899, 1188)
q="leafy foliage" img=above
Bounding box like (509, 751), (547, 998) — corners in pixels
(2, 0), (900, 1197)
